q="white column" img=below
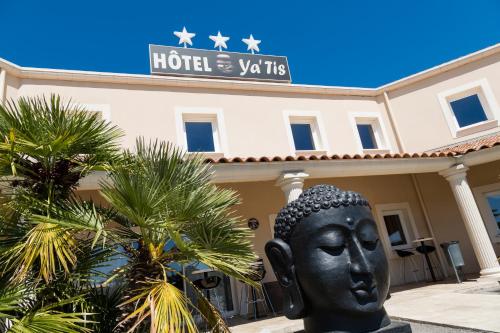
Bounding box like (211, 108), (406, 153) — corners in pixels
(275, 171), (309, 203)
(439, 164), (500, 277)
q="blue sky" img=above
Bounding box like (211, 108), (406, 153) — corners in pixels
(1, 0), (499, 87)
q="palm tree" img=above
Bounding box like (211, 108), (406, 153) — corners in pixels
(0, 95), (258, 332)
(100, 139), (257, 332)
(0, 95), (124, 332)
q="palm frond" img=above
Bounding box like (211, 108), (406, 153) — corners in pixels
(1, 193), (120, 284)
(0, 284), (26, 318)
(8, 310), (92, 333)
(170, 267), (231, 333)
(9, 222), (77, 283)
(100, 138), (258, 331)
(119, 273), (197, 333)
(0, 94), (123, 200)
(195, 290), (230, 333)
(86, 285), (124, 333)
(0, 281), (91, 333)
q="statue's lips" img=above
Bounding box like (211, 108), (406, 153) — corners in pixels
(350, 282), (376, 298)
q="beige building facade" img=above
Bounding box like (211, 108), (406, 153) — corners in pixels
(1, 43), (500, 314)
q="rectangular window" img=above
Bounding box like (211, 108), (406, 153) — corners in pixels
(438, 80), (500, 138)
(376, 204), (416, 251)
(185, 121), (215, 152)
(383, 214), (407, 247)
(486, 193), (500, 233)
(449, 94), (488, 128)
(284, 111), (328, 154)
(356, 124), (378, 149)
(350, 113), (390, 153)
(291, 123), (315, 150)
(473, 184), (500, 243)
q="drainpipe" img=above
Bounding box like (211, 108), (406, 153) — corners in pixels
(382, 91), (405, 152)
(0, 69), (6, 105)
(411, 174), (449, 278)
(383, 91), (449, 277)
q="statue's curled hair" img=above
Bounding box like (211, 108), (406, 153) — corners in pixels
(274, 184), (370, 242)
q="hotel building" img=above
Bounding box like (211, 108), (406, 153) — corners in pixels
(1, 43), (500, 314)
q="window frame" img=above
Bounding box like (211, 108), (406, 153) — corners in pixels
(349, 111), (391, 154)
(473, 182), (500, 243)
(374, 203), (419, 258)
(283, 110), (329, 155)
(438, 79), (500, 138)
(175, 107), (228, 156)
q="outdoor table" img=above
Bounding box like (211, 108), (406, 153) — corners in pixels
(192, 268), (215, 301)
(413, 237), (437, 282)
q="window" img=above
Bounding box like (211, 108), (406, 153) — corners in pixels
(176, 108), (228, 155)
(438, 79), (500, 138)
(474, 183), (500, 242)
(185, 121), (215, 152)
(349, 112), (391, 153)
(383, 214), (407, 247)
(356, 124), (378, 149)
(486, 193), (500, 233)
(375, 203), (418, 252)
(449, 94), (488, 128)
(283, 110), (329, 154)
(291, 123), (315, 150)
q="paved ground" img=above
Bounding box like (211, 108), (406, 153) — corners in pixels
(407, 321), (494, 333)
(230, 276), (500, 333)
(230, 318), (494, 333)
(386, 277), (500, 332)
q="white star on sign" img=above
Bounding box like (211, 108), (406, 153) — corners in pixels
(242, 34), (261, 54)
(209, 31), (230, 51)
(174, 27), (196, 48)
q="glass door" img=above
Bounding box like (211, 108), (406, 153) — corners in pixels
(485, 190), (500, 236)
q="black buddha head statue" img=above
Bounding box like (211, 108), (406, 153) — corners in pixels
(265, 184), (391, 332)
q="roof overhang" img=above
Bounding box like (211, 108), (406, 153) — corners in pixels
(76, 145), (500, 190)
(78, 157), (453, 190)
(211, 156), (455, 183)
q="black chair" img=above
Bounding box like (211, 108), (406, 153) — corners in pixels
(416, 245), (439, 281)
(396, 249), (419, 284)
(240, 259), (276, 319)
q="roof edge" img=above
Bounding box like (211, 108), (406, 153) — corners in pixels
(0, 57), (376, 97)
(1, 43), (499, 97)
(380, 43), (500, 93)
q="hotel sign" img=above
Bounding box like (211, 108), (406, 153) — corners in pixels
(149, 44), (291, 82)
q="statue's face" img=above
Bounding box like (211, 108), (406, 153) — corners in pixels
(289, 205), (389, 314)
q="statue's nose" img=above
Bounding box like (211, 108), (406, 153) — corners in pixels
(348, 238), (371, 275)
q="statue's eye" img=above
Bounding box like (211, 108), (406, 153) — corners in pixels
(361, 238), (379, 251)
(356, 219), (379, 250)
(320, 245), (345, 256)
(317, 227), (346, 255)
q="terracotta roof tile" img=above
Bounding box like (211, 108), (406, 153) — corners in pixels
(204, 152), (452, 164)
(434, 133), (500, 154)
(204, 133), (500, 164)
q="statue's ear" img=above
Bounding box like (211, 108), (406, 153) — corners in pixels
(265, 238), (306, 319)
